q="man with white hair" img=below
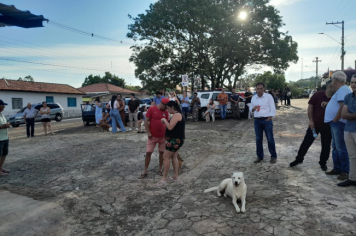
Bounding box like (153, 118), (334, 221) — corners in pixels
(324, 71), (352, 180)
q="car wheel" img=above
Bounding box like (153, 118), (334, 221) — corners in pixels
(84, 121), (90, 126)
(12, 124), (19, 127)
(199, 108), (207, 121)
(55, 114), (62, 122)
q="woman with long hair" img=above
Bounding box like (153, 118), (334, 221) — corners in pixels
(94, 97), (102, 127)
(157, 101), (185, 186)
(191, 92), (200, 122)
(107, 95), (126, 133)
(40, 102), (54, 135)
(203, 99), (216, 122)
(169, 91), (180, 105)
(117, 94), (126, 127)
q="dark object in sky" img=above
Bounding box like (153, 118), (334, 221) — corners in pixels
(0, 3), (47, 28)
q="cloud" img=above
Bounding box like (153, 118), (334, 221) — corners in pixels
(269, 0), (303, 6)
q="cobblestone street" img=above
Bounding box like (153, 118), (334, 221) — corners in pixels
(1, 99), (356, 236)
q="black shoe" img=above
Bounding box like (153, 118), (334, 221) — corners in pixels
(237, 117), (241, 120)
(320, 165), (327, 171)
(325, 169), (341, 175)
(31, 135), (35, 137)
(27, 136), (30, 138)
(254, 159), (263, 163)
(337, 179), (356, 187)
(337, 173), (349, 180)
(290, 159), (303, 167)
(270, 158), (277, 164)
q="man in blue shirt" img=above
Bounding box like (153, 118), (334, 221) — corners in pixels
(324, 71), (352, 180)
(181, 92), (190, 120)
(153, 91), (165, 105)
(230, 89), (242, 120)
(339, 75), (356, 187)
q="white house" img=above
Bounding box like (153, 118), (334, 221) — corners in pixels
(0, 79), (85, 118)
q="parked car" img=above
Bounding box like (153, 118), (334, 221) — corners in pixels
(141, 98), (153, 106)
(8, 103), (64, 127)
(194, 90), (246, 120)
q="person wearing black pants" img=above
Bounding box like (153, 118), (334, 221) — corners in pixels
(290, 82), (334, 170)
(23, 103), (38, 138)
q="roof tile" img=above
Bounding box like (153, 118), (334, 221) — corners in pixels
(78, 83), (141, 94)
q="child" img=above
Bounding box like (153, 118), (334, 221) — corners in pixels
(99, 111), (112, 131)
(137, 106), (147, 133)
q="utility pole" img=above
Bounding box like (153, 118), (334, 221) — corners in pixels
(313, 57), (321, 88)
(326, 21), (345, 70)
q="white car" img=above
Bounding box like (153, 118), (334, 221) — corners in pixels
(195, 90), (246, 120)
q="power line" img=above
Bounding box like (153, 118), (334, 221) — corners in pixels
(47, 20), (133, 45)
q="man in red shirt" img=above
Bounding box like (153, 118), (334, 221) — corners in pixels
(139, 98), (170, 179)
(290, 82), (335, 171)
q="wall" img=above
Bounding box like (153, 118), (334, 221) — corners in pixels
(0, 91), (83, 118)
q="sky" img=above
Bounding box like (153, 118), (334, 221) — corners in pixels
(0, 0), (355, 88)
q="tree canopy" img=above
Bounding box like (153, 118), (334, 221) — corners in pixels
(18, 75), (34, 82)
(82, 72), (125, 87)
(127, 0), (298, 91)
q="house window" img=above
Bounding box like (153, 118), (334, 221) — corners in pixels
(46, 96), (54, 103)
(12, 98), (23, 110)
(67, 97), (77, 107)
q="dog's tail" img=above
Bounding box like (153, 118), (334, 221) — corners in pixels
(204, 186), (219, 193)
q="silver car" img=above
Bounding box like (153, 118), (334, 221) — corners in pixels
(8, 103), (64, 127)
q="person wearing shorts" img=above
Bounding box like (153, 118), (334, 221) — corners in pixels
(40, 102), (54, 135)
(157, 101), (186, 186)
(139, 98), (170, 179)
(0, 100), (10, 176)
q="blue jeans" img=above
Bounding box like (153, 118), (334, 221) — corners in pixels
(254, 118), (277, 159)
(330, 121), (349, 173)
(182, 107), (189, 120)
(220, 105), (227, 119)
(110, 109), (126, 133)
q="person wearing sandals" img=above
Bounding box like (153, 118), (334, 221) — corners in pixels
(137, 106), (147, 133)
(0, 100), (10, 176)
(94, 97), (102, 127)
(107, 95), (126, 133)
(139, 98), (170, 179)
(204, 99), (216, 122)
(40, 102), (54, 135)
(156, 101), (185, 186)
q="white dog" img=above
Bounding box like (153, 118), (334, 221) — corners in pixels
(204, 172), (247, 213)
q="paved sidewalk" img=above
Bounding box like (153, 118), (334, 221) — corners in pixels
(0, 99), (356, 236)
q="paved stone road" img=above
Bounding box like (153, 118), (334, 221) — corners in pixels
(1, 99), (356, 236)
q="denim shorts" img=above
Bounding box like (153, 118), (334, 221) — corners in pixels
(0, 139), (9, 156)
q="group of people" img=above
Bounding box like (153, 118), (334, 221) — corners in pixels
(289, 71), (356, 187)
(267, 85), (292, 106)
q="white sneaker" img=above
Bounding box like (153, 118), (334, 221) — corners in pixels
(118, 129), (121, 132)
(128, 128), (132, 131)
(136, 128), (138, 131)
(109, 127), (112, 132)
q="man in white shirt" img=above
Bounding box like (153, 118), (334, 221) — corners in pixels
(250, 82), (277, 163)
(23, 103), (38, 138)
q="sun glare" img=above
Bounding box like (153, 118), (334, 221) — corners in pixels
(238, 11), (248, 20)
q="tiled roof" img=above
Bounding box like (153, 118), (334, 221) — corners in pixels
(78, 83), (141, 94)
(0, 79), (85, 95)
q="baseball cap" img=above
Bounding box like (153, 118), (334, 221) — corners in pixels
(161, 98), (170, 105)
(0, 100), (7, 106)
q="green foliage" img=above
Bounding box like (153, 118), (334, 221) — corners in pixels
(18, 75), (34, 82)
(287, 82), (303, 98)
(127, 0), (298, 91)
(255, 71), (286, 90)
(82, 72), (125, 87)
(293, 76), (320, 89)
(125, 85), (142, 92)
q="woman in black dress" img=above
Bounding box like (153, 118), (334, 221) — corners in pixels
(157, 101), (185, 186)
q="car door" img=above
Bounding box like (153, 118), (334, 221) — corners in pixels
(212, 93), (220, 110)
(199, 93), (210, 109)
(34, 105), (42, 121)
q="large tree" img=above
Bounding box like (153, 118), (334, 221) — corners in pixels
(127, 0), (298, 91)
(18, 75), (34, 82)
(82, 72), (125, 87)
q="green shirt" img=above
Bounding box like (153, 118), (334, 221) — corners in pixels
(0, 113), (8, 141)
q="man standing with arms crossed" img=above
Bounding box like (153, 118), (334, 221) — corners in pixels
(230, 89), (242, 120)
(23, 103), (38, 138)
(324, 71), (351, 180)
(128, 93), (140, 131)
(290, 82), (334, 170)
(139, 98), (170, 179)
(0, 100), (10, 176)
(250, 82), (277, 163)
(339, 75), (356, 187)
(217, 88), (228, 120)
